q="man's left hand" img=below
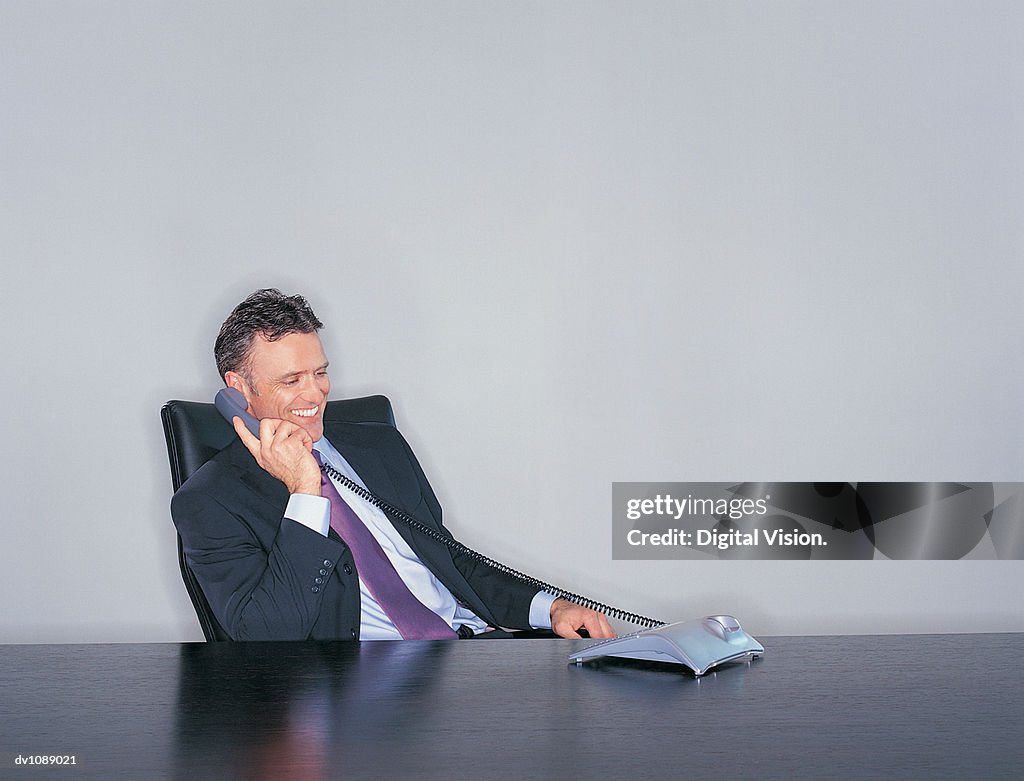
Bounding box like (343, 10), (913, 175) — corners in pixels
(549, 598), (616, 639)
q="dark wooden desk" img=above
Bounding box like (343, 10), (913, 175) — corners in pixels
(1, 634), (1021, 779)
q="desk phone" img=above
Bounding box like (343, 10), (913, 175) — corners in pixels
(570, 615), (764, 676)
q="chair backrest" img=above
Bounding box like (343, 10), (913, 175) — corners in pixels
(160, 395), (397, 641)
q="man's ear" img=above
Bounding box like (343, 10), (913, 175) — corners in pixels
(223, 372), (255, 412)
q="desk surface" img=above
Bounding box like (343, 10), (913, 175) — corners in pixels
(1, 634), (1022, 779)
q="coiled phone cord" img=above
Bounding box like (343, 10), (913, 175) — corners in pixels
(320, 462), (666, 630)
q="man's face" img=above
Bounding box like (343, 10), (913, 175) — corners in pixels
(226, 331), (331, 442)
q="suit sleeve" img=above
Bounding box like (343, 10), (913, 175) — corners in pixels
(171, 467), (348, 641)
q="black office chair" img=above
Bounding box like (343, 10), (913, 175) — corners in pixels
(160, 395), (397, 641)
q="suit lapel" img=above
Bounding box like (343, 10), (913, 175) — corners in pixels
(329, 436), (403, 505)
(326, 427), (432, 554)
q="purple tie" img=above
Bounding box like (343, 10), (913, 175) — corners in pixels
(314, 452), (457, 640)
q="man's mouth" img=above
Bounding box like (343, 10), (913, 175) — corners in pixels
(291, 405), (320, 418)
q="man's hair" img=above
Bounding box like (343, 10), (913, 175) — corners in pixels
(214, 288), (323, 381)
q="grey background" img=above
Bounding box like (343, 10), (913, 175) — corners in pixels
(2, 1), (1021, 642)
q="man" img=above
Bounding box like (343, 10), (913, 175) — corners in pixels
(171, 289), (615, 641)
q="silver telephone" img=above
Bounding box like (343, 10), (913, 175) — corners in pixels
(569, 615), (764, 676)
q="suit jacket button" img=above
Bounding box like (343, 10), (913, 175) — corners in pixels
(311, 586), (320, 593)
(323, 560), (332, 567)
(314, 577), (323, 584)
(343, 564), (353, 575)
(319, 568), (327, 576)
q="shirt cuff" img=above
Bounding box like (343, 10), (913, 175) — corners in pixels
(284, 493), (330, 537)
(528, 591), (559, 630)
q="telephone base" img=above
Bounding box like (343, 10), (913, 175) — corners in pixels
(569, 615), (764, 677)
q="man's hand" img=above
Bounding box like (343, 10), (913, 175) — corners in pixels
(233, 416), (322, 496)
(549, 598), (616, 639)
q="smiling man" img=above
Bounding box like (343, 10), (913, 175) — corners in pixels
(171, 289), (614, 641)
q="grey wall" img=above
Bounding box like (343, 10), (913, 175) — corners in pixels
(2, 1), (1021, 643)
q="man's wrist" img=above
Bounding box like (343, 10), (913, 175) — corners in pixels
(289, 481), (322, 496)
(286, 471), (322, 496)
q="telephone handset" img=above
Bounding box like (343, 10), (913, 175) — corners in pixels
(212, 387), (663, 629)
(215, 387), (262, 438)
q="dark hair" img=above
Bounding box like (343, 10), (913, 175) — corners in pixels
(214, 288), (323, 380)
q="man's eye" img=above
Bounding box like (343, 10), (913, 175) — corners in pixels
(283, 379), (299, 386)
(316, 370), (329, 377)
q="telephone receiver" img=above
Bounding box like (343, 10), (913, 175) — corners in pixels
(214, 387), (261, 438)
(212, 387), (764, 673)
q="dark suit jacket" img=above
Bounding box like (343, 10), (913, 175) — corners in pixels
(171, 419), (538, 640)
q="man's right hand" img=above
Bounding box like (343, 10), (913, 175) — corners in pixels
(233, 416), (322, 496)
